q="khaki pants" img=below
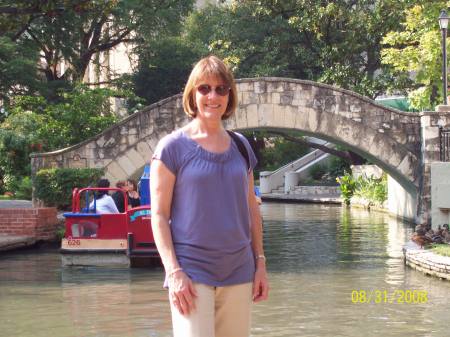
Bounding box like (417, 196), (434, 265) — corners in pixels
(170, 282), (253, 337)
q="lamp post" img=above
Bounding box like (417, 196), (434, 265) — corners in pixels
(439, 10), (449, 105)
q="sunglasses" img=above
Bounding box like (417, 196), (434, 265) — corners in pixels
(196, 84), (230, 96)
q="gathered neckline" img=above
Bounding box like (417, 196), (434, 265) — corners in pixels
(179, 129), (233, 154)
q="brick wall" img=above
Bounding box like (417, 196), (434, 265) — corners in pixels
(0, 208), (58, 241)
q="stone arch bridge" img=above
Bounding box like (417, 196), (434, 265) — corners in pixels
(31, 78), (450, 223)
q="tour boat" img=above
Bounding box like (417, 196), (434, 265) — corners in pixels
(61, 186), (159, 267)
(61, 163), (260, 266)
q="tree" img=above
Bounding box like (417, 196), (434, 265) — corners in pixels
(0, 36), (39, 114)
(381, 1), (446, 110)
(182, 0), (410, 99)
(3, 85), (118, 150)
(0, 85), (120, 192)
(0, 0), (194, 100)
(132, 36), (202, 104)
(0, 1), (196, 193)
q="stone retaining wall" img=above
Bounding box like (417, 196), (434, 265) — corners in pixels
(0, 208), (59, 241)
(292, 185), (341, 197)
(403, 242), (450, 281)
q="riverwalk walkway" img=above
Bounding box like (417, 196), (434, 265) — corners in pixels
(0, 200), (33, 208)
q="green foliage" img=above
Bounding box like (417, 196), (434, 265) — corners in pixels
(6, 85), (119, 150)
(56, 225), (66, 241)
(0, 85), (119, 190)
(336, 172), (356, 205)
(381, 1), (448, 110)
(14, 176), (32, 200)
(337, 171), (388, 206)
(0, 36), (39, 108)
(430, 243), (450, 257)
(34, 168), (104, 209)
(259, 135), (309, 172)
(0, 0), (194, 100)
(0, 127), (34, 179)
(310, 164), (327, 181)
(354, 173), (388, 206)
(329, 157), (351, 179)
(181, 0), (409, 98)
(132, 36), (202, 104)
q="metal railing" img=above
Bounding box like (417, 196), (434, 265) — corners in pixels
(439, 127), (450, 161)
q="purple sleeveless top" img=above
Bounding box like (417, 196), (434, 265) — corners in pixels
(152, 129), (257, 287)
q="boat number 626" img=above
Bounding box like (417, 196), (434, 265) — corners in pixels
(67, 239), (81, 246)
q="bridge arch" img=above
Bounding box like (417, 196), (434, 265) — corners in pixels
(31, 77), (422, 199)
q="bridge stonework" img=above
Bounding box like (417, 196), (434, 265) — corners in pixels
(31, 78), (450, 224)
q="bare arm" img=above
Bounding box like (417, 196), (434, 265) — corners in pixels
(150, 159), (178, 270)
(248, 175), (264, 259)
(247, 172), (269, 302)
(150, 159), (197, 315)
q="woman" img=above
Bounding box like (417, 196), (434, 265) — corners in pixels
(89, 178), (119, 214)
(126, 179), (141, 209)
(150, 55), (269, 337)
(112, 180), (127, 213)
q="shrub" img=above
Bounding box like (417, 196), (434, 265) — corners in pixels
(354, 173), (388, 206)
(56, 225), (66, 241)
(34, 168), (104, 209)
(337, 171), (388, 207)
(0, 127), (34, 179)
(310, 164), (327, 181)
(15, 176), (32, 200)
(328, 156), (351, 179)
(336, 171), (356, 205)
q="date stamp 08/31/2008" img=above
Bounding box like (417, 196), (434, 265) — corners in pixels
(351, 290), (428, 304)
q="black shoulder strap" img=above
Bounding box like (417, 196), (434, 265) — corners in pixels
(226, 130), (250, 171)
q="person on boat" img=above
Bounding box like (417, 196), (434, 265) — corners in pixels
(150, 55), (269, 337)
(112, 180), (127, 213)
(89, 178), (119, 214)
(126, 179), (141, 209)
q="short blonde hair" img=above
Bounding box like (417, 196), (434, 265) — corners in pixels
(182, 55), (238, 120)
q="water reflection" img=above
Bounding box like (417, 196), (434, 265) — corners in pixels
(255, 203), (450, 337)
(60, 274), (170, 337)
(0, 253), (171, 337)
(1, 203), (450, 337)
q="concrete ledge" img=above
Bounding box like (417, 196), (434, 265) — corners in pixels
(261, 193), (341, 203)
(403, 241), (450, 281)
(0, 234), (36, 252)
